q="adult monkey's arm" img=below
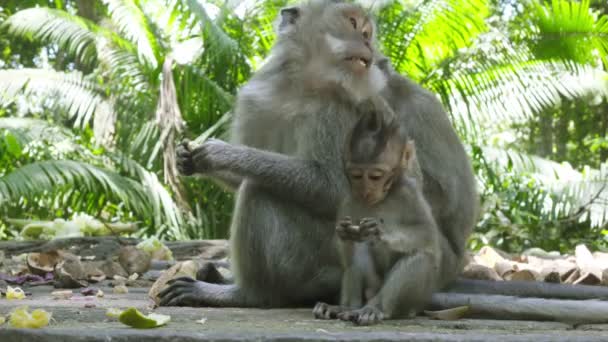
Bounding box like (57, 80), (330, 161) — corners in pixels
(177, 139), (343, 218)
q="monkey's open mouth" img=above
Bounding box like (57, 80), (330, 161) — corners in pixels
(345, 56), (371, 69)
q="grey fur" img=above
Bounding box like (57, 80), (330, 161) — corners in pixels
(159, 0), (476, 311)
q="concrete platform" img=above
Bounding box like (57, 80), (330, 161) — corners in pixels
(1, 286), (608, 341)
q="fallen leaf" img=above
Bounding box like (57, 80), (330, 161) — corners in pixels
(573, 271), (601, 285)
(505, 270), (539, 282)
(9, 306), (51, 328)
(51, 290), (73, 300)
(27, 251), (61, 276)
(148, 260), (200, 305)
(424, 306), (470, 320)
(118, 246), (151, 275)
(118, 307), (170, 329)
(136, 237), (174, 261)
(462, 264), (502, 281)
(7, 286), (26, 300)
(474, 246), (506, 269)
(113, 285), (128, 294)
(196, 317), (207, 325)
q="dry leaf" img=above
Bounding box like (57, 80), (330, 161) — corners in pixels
(27, 251), (61, 276)
(51, 290), (73, 300)
(148, 260), (200, 305)
(118, 246), (151, 275)
(505, 270), (539, 282)
(424, 306), (470, 320)
(474, 246), (506, 269)
(113, 285), (129, 294)
(462, 264), (502, 281)
(573, 271), (601, 286)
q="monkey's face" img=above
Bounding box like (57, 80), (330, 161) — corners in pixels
(320, 4), (376, 77)
(346, 163), (395, 206)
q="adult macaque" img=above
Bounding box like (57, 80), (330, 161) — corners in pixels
(159, 0), (608, 320)
(313, 105), (441, 325)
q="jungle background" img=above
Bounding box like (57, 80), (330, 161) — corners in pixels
(0, 0), (606, 255)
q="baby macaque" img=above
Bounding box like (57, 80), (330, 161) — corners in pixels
(314, 99), (441, 325)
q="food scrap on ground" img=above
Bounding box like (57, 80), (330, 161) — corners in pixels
(9, 306), (51, 328)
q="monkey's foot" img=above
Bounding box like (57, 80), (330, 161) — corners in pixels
(158, 277), (211, 307)
(338, 306), (385, 326)
(313, 302), (345, 320)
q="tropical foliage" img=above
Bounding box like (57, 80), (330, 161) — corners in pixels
(0, 0), (607, 253)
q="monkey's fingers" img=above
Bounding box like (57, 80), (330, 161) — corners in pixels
(166, 276), (197, 285)
(338, 216), (353, 227)
(313, 302), (344, 320)
(359, 217), (379, 227)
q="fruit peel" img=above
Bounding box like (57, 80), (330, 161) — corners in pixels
(112, 307), (171, 329)
(9, 306), (51, 328)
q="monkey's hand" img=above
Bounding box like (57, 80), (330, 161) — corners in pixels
(338, 306), (385, 326)
(313, 302), (346, 320)
(358, 217), (382, 242)
(336, 216), (360, 241)
(176, 141), (195, 176)
(188, 138), (232, 174)
(158, 277), (213, 307)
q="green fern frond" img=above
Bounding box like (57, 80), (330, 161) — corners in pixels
(0, 118), (73, 145)
(532, 0), (608, 65)
(103, 0), (160, 68)
(377, 0), (490, 80)
(2, 7), (98, 66)
(0, 160), (149, 214)
(0, 69), (111, 129)
(438, 60), (607, 140)
(186, 0), (238, 54)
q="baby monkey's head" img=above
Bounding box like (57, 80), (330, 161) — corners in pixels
(345, 102), (416, 206)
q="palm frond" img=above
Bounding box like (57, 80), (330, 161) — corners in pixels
(477, 146), (608, 228)
(377, 0), (490, 81)
(0, 160), (150, 215)
(0, 69), (112, 129)
(436, 60), (608, 141)
(0, 118), (74, 145)
(2, 7), (98, 66)
(532, 0), (608, 66)
(103, 0), (160, 68)
(186, 0), (238, 55)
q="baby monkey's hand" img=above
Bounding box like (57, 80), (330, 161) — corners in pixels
(336, 216), (381, 242)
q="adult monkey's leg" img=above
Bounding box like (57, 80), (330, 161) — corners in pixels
(160, 185), (341, 307)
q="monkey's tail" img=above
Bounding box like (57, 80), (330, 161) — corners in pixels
(448, 278), (608, 300)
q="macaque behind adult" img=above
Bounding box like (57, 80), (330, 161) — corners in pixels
(314, 105), (441, 325)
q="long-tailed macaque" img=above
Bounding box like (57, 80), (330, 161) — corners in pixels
(159, 0), (608, 320)
(313, 104), (441, 325)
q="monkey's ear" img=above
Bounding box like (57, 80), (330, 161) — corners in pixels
(279, 7), (300, 32)
(402, 140), (416, 168)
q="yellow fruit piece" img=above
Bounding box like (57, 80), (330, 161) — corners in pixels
(106, 308), (122, 318)
(118, 307), (170, 329)
(6, 286), (26, 300)
(9, 306), (51, 328)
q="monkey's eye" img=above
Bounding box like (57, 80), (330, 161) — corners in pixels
(362, 30), (370, 40)
(349, 17), (357, 29)
(369, 175), (382, 181)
